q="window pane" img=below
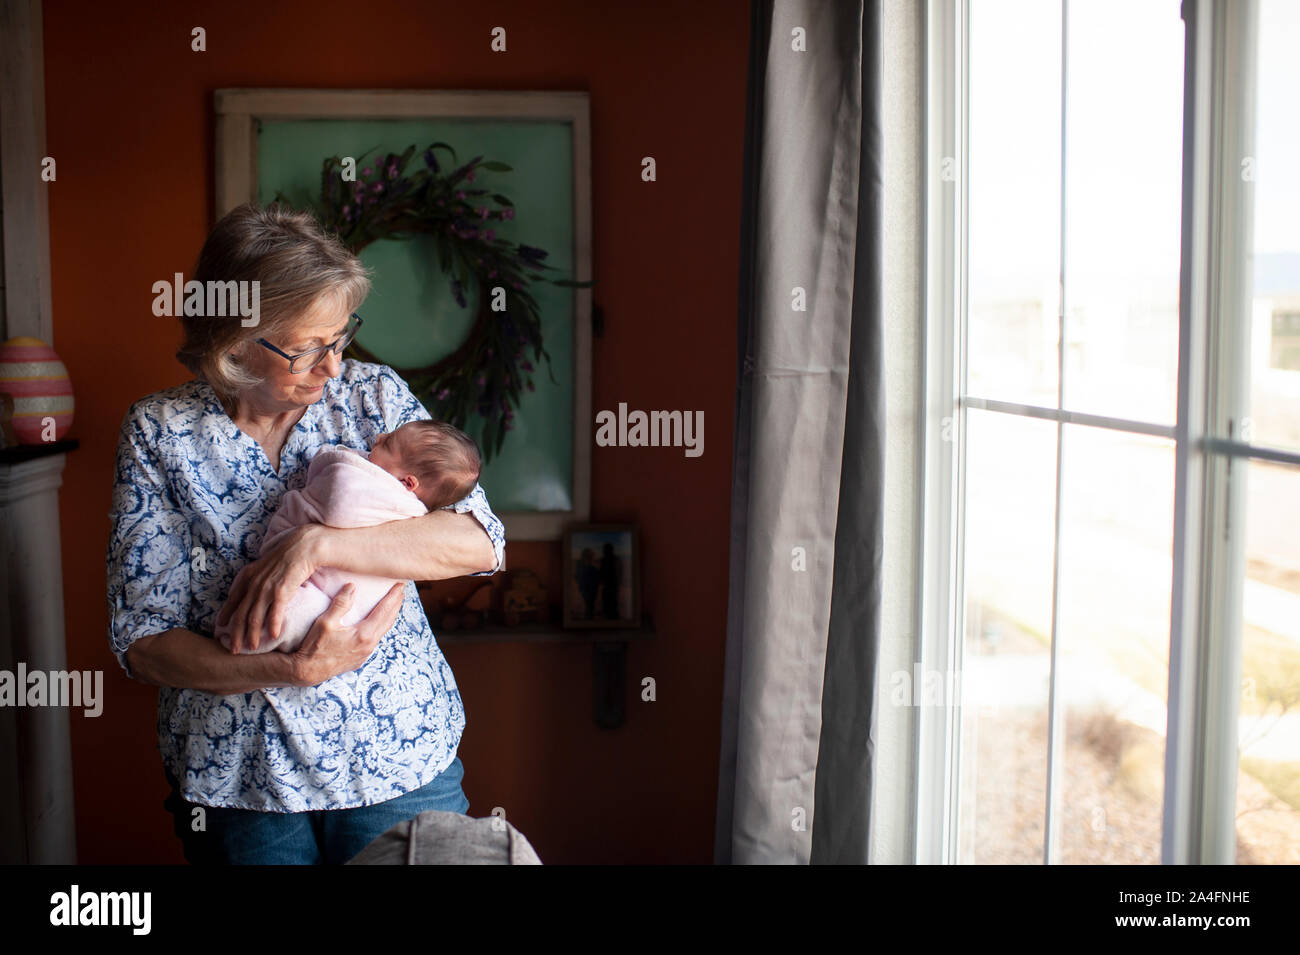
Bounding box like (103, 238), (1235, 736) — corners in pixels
(1236, 460), (1300, 863)
(1056, 425), (1174, 863)
(1060, 0), (1184, 425)
(967, 0), (1061, 407)
(1246, 0), (1300, 454)
(958, 409), (1057, 862)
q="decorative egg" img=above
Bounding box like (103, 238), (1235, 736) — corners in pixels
(0, 337), (75, 444)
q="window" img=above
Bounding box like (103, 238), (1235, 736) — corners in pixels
(1233, 0), (1300, 864)
(919, 0), (1300, 864)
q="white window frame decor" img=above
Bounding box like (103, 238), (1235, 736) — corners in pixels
(214, 88), (593, 541)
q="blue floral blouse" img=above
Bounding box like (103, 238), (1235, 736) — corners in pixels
(106, 359), (504, 812)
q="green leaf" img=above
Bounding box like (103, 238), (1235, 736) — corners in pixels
(479, 161), (513, 172)
(491, 194), (515, 207)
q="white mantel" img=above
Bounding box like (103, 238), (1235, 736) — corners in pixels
(0, 446), (77, 863)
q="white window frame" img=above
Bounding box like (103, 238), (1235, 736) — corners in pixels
(916, 0), (1293, 865)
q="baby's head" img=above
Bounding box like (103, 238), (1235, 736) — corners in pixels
(367, 420), (481, 511)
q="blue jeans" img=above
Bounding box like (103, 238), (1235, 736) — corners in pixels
(162, 757), (470, 864)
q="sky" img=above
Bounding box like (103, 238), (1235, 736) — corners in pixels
(968, 0), (1297, 298)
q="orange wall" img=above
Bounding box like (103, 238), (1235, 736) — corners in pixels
(43, 0), (746, 863)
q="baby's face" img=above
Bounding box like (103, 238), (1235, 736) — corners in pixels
(367, 427), (413, 480)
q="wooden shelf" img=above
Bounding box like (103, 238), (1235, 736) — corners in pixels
(433, 615), (655, 645)
(433, 614), (656, 730)
(0, 438), (78, 466)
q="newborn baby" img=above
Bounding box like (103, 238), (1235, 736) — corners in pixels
(215, 419), (482, 655)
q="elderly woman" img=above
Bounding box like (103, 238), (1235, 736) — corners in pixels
(107, 202), (504, 864)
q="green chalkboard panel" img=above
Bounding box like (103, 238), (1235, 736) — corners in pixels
(256, 118), (575, 512)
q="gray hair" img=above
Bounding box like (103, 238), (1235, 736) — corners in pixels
(175, 201), (370, 413)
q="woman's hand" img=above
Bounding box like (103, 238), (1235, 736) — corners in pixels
(217, 524), (329, 654)
(289, 581), (406, 687)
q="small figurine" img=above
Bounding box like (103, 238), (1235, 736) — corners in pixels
(503, 569), (549, 626)
(437, 581), (493, 630)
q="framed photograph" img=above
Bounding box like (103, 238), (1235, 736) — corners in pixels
(563, 524), (640, 629)
(214, 88), (592, 540)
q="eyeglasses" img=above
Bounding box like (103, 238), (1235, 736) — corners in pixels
(257, 313), (363, 374)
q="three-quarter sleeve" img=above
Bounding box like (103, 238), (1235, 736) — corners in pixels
(375, 364), (505, 575)
(440, 482), (506, 576)
(106, 406), (193, 678)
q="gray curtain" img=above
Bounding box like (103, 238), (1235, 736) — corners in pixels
(716, 0), (883, 865)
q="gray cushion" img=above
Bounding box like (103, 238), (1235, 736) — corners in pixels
(346, 810), (543, 865)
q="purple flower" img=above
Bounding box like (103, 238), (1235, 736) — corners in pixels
(485, 230), (494, 241)
(477, 373), (487, 386)
(424, 148), (439, 172)
(387, 160), (399, 179)
(502, 208), (515, 220)
(436, 387), (451, 400)
(372, 182), (384, 194)
(341, 204), (351, 218)
(521, 360), (534, 372)
(362, 167), (373, 178)
(353, 182), (364, 197)
(517, 244), (547, 263)
(479, 207), (490, 219)
(455, 190), (465, 199)
(466, 170), (476, 182)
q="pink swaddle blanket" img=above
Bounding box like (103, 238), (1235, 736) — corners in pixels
(214, 445), (428, 654)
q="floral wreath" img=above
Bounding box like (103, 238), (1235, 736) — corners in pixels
(273, 142), (591, 461)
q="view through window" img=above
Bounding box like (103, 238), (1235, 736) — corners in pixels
(959, 0), (1300, 865)
(953, 0), (1300, 864)
(1233, 0), (1300, 865)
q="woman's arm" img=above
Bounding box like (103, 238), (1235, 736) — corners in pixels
(127, 627), (301, 694)
(131, 582), (404, 691)
(221, 483), (504, 652)
(315, 507), (498, 580)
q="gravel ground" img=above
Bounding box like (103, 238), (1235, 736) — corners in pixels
(960, 616), (1300, 864)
